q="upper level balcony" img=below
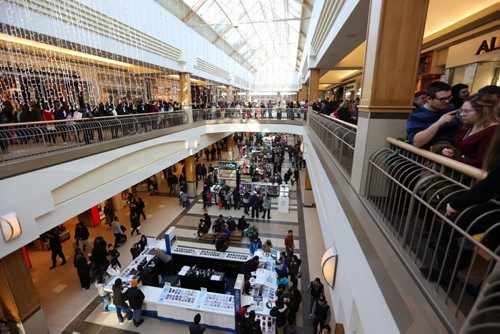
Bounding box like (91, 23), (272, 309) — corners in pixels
(0, 108), (498, 333)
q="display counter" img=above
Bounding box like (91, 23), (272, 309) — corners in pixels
(235, 250), (278, 334)
(104, 240), (237, 332)
(239, 182), (280, 196)
(179, 267), (225, 293)
(172, 245), (251, 278)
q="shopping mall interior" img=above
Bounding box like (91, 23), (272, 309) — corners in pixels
(0, 1), (499, 333)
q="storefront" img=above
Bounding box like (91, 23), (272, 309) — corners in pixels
(445, 30), (500, 92)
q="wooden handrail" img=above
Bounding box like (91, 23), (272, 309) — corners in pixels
(314, 112), (358, 130)
(386, 137), (487, 180)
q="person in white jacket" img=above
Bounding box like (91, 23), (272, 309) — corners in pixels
(95, 276), (111, 312)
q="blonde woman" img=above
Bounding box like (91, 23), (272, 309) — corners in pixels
(441, 94), (498, 168)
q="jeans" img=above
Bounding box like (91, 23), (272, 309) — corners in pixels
(102, 294), (110, 311)
(116, 305), (132, 323)
(132, 308), (143, 324)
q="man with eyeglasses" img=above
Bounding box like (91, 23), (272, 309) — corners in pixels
(407, 81), (461, 148)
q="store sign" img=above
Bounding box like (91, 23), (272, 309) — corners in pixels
(218, 162), (237, 170)
(446, 30), (500, 68)
(476, 36), (500, 55)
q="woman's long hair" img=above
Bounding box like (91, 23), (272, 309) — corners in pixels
(483, 125), (500, 171)
(466, 94), (499, 129)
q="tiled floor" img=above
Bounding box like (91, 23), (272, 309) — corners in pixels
(26, 138), (329, 333)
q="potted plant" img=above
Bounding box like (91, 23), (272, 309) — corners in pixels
(246, 225), (259, 240)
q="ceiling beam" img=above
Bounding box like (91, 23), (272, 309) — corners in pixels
(182, 0), (208, 22)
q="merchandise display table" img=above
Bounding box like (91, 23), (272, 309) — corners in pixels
(104, 240), (237, 332)
(179, 268), (226, 293)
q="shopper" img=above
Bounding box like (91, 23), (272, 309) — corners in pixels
(189, 313), (206, 334)
(307, 278), (325, 318)
(73, 248), (90, 289)
(250, 191), (260, 218)
(237, 215), (249, 231)
(312, 296), (331, 333)
(107, 244), (121, 267)
(262, 239), (273, 253)
(95, 275), (110, 312)
(135, 234), (146, 251)
(249, 237), (262, 255)
(270, 299), (288, 334)
(49, 231), (66, 269)
(244, 310), (263, 334)
(111, 216), (125, 247)
(112, 278), (133, 324)
(288, 255), (302, 281)
(130, 243), (141, 260)
(284, 230), (295, 258)
(242, 255), (260, 274)
(287, 285), (302, 331)
(261, 194), (272, 219)
(232, 188), (241, 209)
(74, 221), (90, 251)
(124, 278), (145, 327)
(130, 208), (141, 235)
(136, 197), (146, 220)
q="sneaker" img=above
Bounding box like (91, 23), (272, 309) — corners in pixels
(119, 322), (123, 325)
(135, 319), (144, 327)
(127, 318), (133, 323)
(49, 265), (56, 270)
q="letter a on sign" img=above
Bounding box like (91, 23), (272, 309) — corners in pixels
(476, 40), (490, 55)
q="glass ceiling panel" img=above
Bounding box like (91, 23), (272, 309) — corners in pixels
(181, 0), (309, 76)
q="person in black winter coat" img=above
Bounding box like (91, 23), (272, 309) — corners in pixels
(307, 278), (324, 317)
(74, 222), (90, 251)
(312, 296), (331, 333)
(270, 299), (288, 334)
(244, 310), (263, 334)
(250, 192), (260, 218)
(112, 278), (132, 324)
(124, 279), (145, 327)
(73, 248), (90, 289)
(49, 231), (66, 269)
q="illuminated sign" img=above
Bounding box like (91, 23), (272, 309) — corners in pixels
(218, 162), (238, 170)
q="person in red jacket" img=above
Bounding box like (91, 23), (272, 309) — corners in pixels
(42, 102), (56, 144)
(284, 230), (295, 258)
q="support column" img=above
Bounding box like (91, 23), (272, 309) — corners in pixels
(301, 84), (309, 102)
(226, 86), (234, 104)
(226, 135), (234, 160)
(180, 72), (193, 123)
(185, 156), (197, 198)
(0, 249), (48, 333)
(351, 0), (429, 193)
(303, 169), (315, 207)
(308, 68), (320, 103)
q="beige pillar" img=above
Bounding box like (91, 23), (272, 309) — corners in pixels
(185, 156), (197, 197)
(0, 249), (48, 333)
(351, 0), (429, 193)
(308, 68), (320, 103)
(301, 84), (309, 102)
(226, 86), (234, 103)
(179, 72), (193, 123)
(303, 169), (315, 207)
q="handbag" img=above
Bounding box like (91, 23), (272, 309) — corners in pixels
(218, 201), (223, 209)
